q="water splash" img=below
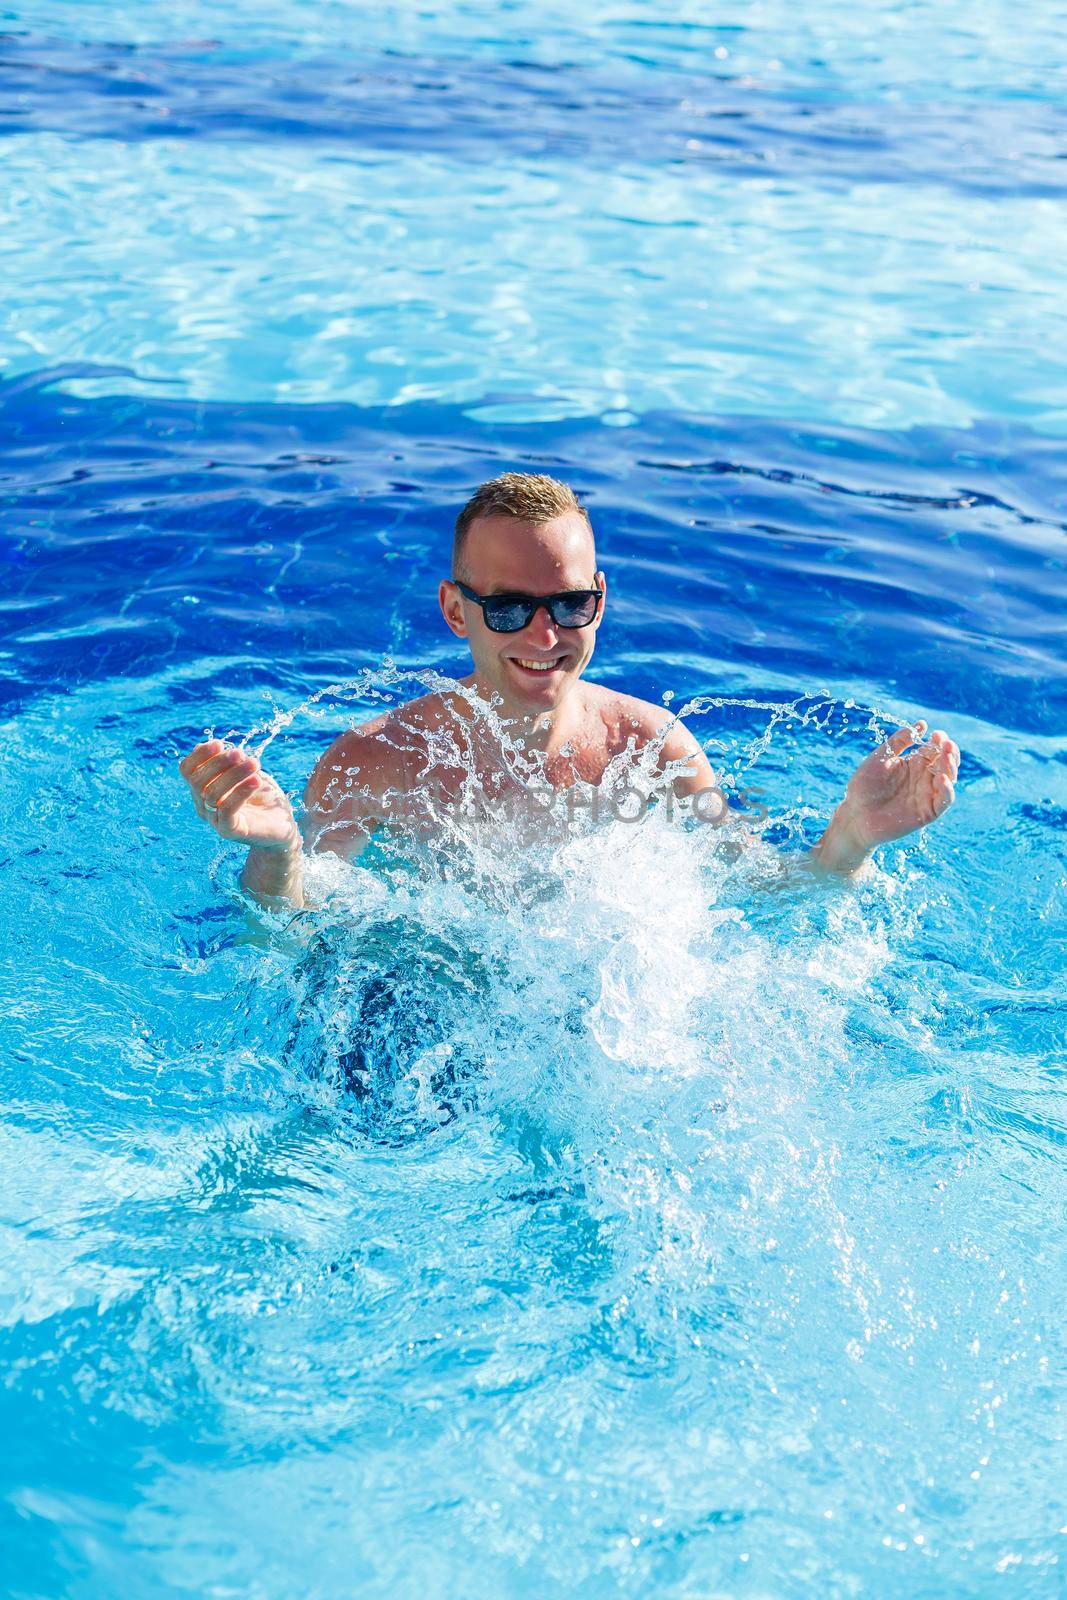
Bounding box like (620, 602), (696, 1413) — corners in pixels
(2, 655), (1062, 1593)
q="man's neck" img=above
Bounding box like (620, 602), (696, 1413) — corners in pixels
(461, 674), (586, 757)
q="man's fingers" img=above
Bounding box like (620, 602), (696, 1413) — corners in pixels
(215, 773), (261, 822)
(180, 745), (256, 824)
(193, 751), (250, 796)
(929, 730), (960, 776)
(179, 739), (225, 780)
(203, 756), (258, 809)
(924, 733), (960, 784)
(885, 720), (927, 756)
(932, 773), (955, 816)
(183, 742), (258, 788)
(185, 754), (240, 802)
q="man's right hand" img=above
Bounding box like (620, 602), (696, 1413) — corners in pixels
(179, 740), (299, 852)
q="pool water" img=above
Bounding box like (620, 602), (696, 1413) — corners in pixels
(1, 5), (1065, 1597)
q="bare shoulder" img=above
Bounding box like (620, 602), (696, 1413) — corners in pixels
(300, 696), (452, 859)
(585, 684), (715, 790)
(304, 713), (399, 815)
(585, 683), (693, 750)
(303, 690), (459, 815)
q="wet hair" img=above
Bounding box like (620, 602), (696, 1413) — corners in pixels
(452, 472), (593, 581)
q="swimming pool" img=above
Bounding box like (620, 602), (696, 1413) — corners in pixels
(1, 4), (1065, 1595)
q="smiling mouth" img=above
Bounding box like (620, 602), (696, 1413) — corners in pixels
(509, 655), (568, 674)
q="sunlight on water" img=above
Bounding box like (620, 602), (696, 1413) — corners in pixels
(4, 134), (1066, 431)
(10, 0), (1067, 98)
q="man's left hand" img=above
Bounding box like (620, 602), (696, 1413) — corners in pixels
(813, 720), (959, 873)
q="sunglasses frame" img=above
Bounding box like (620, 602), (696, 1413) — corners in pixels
(453, 578), (604, 634)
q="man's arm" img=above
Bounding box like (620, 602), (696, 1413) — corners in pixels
(179, 740), (307, 910)
(656, 715), (718, 797)
(240, 829), (306, 906)
(179, 722), (401, 913)
(650, 711), (959, 877)
(300, 722), (399, 863)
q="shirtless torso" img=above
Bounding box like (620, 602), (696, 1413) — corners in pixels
(302, 680), (713, 860)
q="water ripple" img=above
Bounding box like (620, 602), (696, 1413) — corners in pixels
(3, 34), (1066, 196)
(4, 136), (1066, 431)
(3, 373), (1064, 733)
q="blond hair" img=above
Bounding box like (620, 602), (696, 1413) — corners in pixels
(452, 472), (592, 580)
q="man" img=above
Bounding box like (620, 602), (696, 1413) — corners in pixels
(179, 473), (959, 910)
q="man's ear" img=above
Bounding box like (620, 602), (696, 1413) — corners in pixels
(439, 579), (469, 639)
(593, 569), (607, 624)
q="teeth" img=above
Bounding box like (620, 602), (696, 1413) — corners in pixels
(515, 658), (562, 671)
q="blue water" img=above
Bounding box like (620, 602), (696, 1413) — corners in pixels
(1, 5), (1066, 1596)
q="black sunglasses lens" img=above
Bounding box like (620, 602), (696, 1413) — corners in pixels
(477, 591), (599, 631)
(550, 593), (598, 627)
(483, 598), (535, 633)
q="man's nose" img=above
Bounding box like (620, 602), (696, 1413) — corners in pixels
(521, 604), (559, 647)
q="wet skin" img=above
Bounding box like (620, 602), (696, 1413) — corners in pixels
(179, 511), (959, 907)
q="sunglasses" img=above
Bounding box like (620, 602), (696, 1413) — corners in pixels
(454, 579), (603, 634)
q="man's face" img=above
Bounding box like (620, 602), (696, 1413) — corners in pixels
(439, 511), (605, 716)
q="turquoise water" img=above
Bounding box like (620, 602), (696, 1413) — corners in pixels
(1, 3), (1066, 1596)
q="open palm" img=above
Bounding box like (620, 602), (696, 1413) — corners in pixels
(844, 721), (959, 850)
